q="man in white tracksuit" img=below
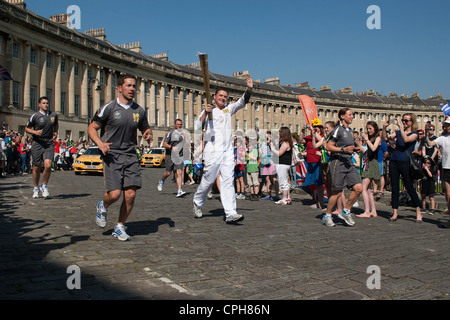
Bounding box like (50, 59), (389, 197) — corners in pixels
(193, 74), (253, 223)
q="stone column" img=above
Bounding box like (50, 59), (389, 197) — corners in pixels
(188, 90), (194, 130)
(81, 62), (88, 119)
(149, 81), (156, 126)
(23, 42), (31, 111)
(68, 58), (75, 117)
(93, 66), (100, 111)
(40, 48), (47, 97)
(159, 83), (165, 127)
(54, 53), (61, 114)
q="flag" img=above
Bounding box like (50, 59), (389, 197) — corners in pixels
(441, 103), (450, 115)
(295, 160), (307, 186)
(0, 65), (13, 81)
(298, 95), (318, 125)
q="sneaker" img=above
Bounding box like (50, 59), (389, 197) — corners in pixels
(338, 209), (355, 226)
(176, 189), (186, 198)
(286, 198), (292, 205)
(96, 200), (108, 228)
(275, 199), (288, 205)
(40, 184), (49, 198)
(157, 179), (163, 191)
(237, 193), (246, 200)
(112, 224), (131, 241)
(32, 187), (39, 199)
(322, 214), (335, 227)
(207, 191), (213, 199)
(193, 202), (203, 219)
(225, 213), (244, 224)
(352, 201), (359, 208)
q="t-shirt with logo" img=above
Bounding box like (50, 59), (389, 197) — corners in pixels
(26, 110), (58, 142)
(327, 124), (355, 161)
(92, 98), (150, 155)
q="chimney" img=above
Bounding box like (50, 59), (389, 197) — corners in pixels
(150, 53), (168, 61)
(5, 0), (26, 9)
(265, 77), (280, 85)
(232, 71), (249, 79)
(320, 85), (331, 92)
(118, 42), (142, 53)
(297, 82), (309, 89)
(85, 28), (107, 41)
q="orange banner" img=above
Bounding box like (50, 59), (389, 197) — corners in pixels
(298, 95), (318, 125)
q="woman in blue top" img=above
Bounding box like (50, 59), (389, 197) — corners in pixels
(382, 113), (422, 222)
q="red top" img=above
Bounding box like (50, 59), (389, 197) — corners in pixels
(304, 135), (322, 163)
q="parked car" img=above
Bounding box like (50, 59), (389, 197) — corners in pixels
(141, 148), (166, 167)
(74, 147), (103, 175)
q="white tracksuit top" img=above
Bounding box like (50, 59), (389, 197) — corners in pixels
(194, 92), (249, 161)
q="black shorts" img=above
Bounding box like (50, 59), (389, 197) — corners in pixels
(31, 140), (55, 166)
(165, 155), (184, 172)
(103, 153), (141, 192)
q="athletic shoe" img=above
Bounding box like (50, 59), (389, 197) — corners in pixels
(322, 214), (335, 227)
(193, 202), (203, 219)
(225, 213), (244, 224)
(112, 224), (131, 241)
(275, 199), (288, 205)
(176, 189), (186, 198)
(96, 200), (108, 228)
(32, 187), (39, 199)
(338, 210), (355, 226)
(286, 199), (292, 205)
(207, 191), (213, 199)
(40, 184), (49, 198)
(352, 201), (359, 208)
(157, 179), (163, 191)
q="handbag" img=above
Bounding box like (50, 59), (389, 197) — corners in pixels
(406, 150), (423, 180)
(291, 144), (301, 167)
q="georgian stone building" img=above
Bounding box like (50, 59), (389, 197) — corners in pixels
(1, 0), (448, 147)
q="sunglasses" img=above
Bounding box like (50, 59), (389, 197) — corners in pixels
(401, 119), (412, 123)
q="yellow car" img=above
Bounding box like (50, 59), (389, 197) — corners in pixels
(141, 148), (166, 167)
(74, 147), (104, 175)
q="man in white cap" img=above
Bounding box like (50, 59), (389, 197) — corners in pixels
(193, 74), (253, 224)
(425, 116), (450, 228)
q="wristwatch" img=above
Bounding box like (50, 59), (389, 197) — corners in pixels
(341, 146), (345, 152)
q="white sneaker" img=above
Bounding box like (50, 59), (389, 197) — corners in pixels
(193, 202), (203, 219)
(32, 187), (39, 199)
(96, 200), (108, 228)
(321, 214), (335, 227)
(112, 224), (131, 241)
(40, 184), (49, 198)
(225, 213), (244, 224)
(275, 199), (288, 205)
(157, 179), (163, 191)
(338, 210), (356, 226)
(352, 201), (359, 208)
(207, 191), (213, 199)
(176, 189), (186, 198)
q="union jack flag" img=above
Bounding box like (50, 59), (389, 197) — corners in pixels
(361, 151), (369, 172)
(0, 65), (13, 81)
(295, 160), (307, 186)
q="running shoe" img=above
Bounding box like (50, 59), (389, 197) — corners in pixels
(275, 199), (288, 205)
(225, 213), (244, 224)
(157, 179), (163, 191)
(338, 209), (355, 226)
(193, 202), (203, 219)
(96, 200), (108, 228)
(176, 189), (186, 198)
(112, 224), (131, 241)
(40, 184), (49, 198)
(32, 187), (39, 199)
(321, 214), (335, 227)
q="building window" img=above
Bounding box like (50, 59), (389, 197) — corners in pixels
(13, 42), (20, 59)
(183, 90), (188, 101)
(235, 119), (239, 130)
(61, 92), (66, 115)
(74, 62), (79, 77)
(30, 86), (37, 110)
(174, 88), (179, 100)
(61, 58), (66, 73)
(255, 102), (259, 111)
(13, 82), (20, 106)
(75, 95), (80, 116)
(30, 48), (37, 64)
(46, 54), (52, 69)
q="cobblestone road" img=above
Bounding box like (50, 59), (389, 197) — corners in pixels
(1, 167), (449, 302)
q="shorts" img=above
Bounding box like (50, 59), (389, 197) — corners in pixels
(442, 168), (450, 183)
(261, 164), (276, 176)
(234, 164), (244, 178)
(165, 155), (184, 172)
(247, 171), (259, 186)
(31, 140), (55, 166)
(328, 158), (362, 191)
(103, 153), (142, 192)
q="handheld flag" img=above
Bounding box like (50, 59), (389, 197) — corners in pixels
(441, 103), (450, 115)
(298, 95), (318, 125)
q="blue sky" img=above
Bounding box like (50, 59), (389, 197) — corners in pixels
(27, 0), (450, 99)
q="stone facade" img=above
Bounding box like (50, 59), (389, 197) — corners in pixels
(0, 0), (448, 146)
